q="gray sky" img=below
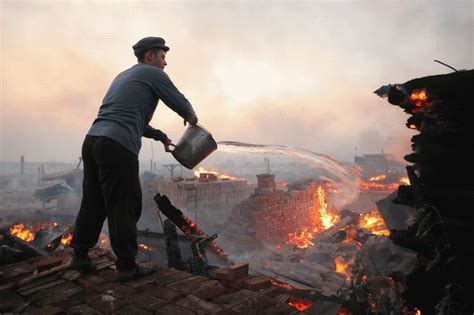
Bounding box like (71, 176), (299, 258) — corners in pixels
(1, 0), (472, 164)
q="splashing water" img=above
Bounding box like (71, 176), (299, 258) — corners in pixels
(209, 141), (360, 208)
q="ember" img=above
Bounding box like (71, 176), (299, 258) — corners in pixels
(60, 232), (73, 246)
(358, 210), (390, 236)
(288, 299), (312, 311)
(270, 279), (299, 291)
(409, 89), (429, 108)
(138, 243), (152, 251)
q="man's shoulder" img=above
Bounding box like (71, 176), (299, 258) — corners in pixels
(131, 64), (167, 77)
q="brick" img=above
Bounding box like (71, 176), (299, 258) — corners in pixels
(176, 294), (226, 314)
(262, 303), (295, 315)
(192, 280), (227, 300)
(34, 305), (62, 315)
(99, 283), (136, 299)
(143, 286), (185, 302)
(115, 304), (152, 314)
(242, 276), (272, 291)
(18, 279), (66, 296)
(214, 267), (229, 280)
(30, 281), (78, 303)
(166, 275), (208, 292)
(154, 269), (194, 287)
(231, 294), (275, 314)
(227, 263), (249, 281)
(0, 292), (27, 313)
(36, 285), (83, 306)
(17, 275), (58, 292)
(76, 277), (98, 292)
(130, 293), (167, 311)
(53, 291), (87, 310)
(87, 294), (128, 313)
(84, 274), (106, 285)
(212, 289), (258, 308)
(37, 256), (64, 273)
(66, 304), (102, 315)
(155, 304), (195, 315)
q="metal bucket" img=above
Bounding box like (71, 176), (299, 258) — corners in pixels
(172, 124), (218, 169)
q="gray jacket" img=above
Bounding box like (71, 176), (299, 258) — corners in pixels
(87, 63), (195, 155)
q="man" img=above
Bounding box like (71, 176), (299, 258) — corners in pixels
(70, 37), (198, 281)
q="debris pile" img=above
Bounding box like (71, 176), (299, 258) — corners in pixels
(376, 69), (474, 313)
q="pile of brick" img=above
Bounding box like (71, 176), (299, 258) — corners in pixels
(0, 247), (307, 314)
(154, 178), (252, 226)
(226, 174), (322, 244)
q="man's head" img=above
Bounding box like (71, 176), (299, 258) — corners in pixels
(133, 37), (169, 69)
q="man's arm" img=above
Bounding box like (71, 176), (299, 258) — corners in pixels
(143, 125), (174, 152)
(152, 70), (198, 125)
(143, 125), (167, 142)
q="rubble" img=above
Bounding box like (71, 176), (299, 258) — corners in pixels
(377, 69), (474, 313)
(0, 247), (309, 314)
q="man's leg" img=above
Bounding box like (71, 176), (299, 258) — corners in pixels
(94, 137), (142, 271)
(70, 136), (106, 270)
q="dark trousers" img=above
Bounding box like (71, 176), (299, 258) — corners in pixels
(71, 136), (142, 270)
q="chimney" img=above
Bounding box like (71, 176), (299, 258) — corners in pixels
(255, 174), (275, 194)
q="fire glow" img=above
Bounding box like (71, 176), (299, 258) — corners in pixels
(193, 167), (237, 180)
(288, 299), (312, 311)
(286, 185), (339, 249)
(334, 256), (353, 280)
(9, 223), (35, 242)
(409, 89), (429, 107)
(60, 232), (73, 246)
(359, 174), (411, 191)
(359, 210), (390, 236)
(9, 221), (63, 243)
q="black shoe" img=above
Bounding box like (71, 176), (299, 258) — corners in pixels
(70, 256), (96, 273)
(118, 266), (155, 282)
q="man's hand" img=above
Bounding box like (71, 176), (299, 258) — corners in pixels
(162, 137), (175, 152)
(183, 112), (198, 126)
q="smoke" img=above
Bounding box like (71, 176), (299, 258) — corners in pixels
(1, 1), (472, 162)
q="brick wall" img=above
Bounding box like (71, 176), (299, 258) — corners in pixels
(154, 178), (253, 226)
(228, 174), (323, 244)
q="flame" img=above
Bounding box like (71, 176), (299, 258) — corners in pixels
(317, 186), (339, 229)
(60, 232), (73, 245)
(409, 124), (418, 129)
(271, 279), (299, 290)
(334, 257), (353, 280)
(287, 227), (316, 249)
(399, 177), (410, 185)
(193, 167), (237, 180)
(409, 89), (428, 107)
(138, 243), (152, 251)
(9, 223), (35, 242)
(286, 186), (339, 249)
(368, 174), (387, 182)
(359, 181), (399, 192)
(181, 215), (229, 260)
(359, 210), (390, 236)
(288, 300), (312, 311)
(286, 186), (339, 248)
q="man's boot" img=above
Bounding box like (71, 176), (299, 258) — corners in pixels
(118, 266), (155, 282)
(70, 249), (96, 273)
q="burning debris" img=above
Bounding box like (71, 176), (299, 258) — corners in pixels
(375, 69), (474, 313)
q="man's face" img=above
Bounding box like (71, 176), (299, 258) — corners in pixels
(147, 49), (167, 70)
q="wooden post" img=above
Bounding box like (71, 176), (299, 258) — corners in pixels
(20, 155), (25, 175)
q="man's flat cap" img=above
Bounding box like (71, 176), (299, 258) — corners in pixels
(132, 37), (169, 57)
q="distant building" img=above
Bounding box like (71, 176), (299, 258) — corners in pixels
(354, 154), (405, 179)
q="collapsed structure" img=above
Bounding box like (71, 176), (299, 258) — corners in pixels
(377, 69), (474, 313)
